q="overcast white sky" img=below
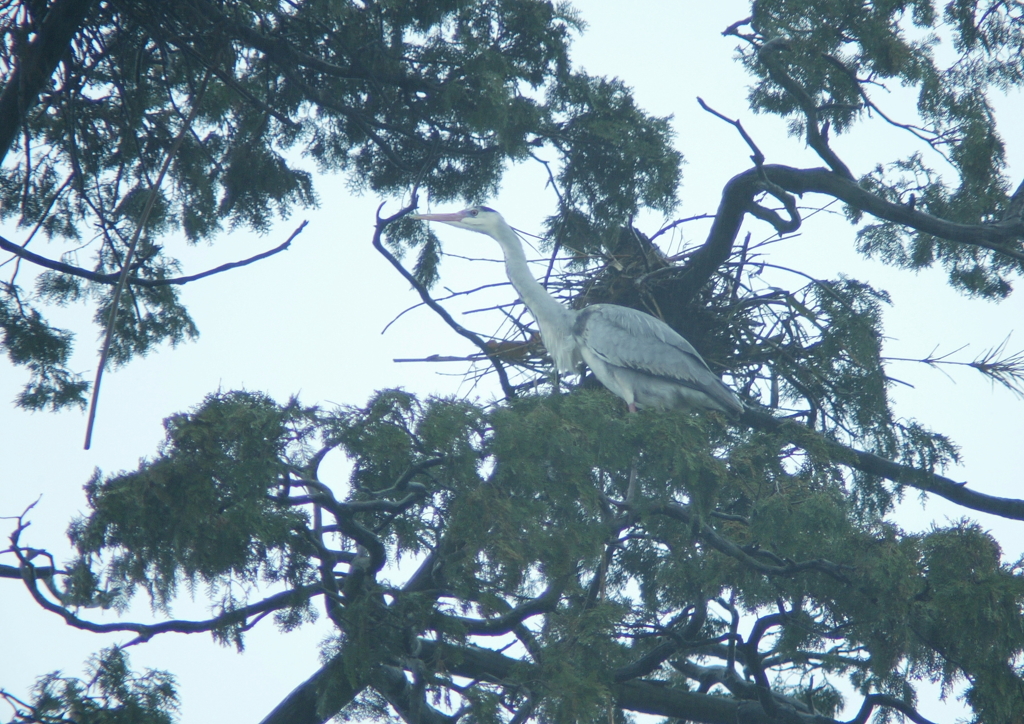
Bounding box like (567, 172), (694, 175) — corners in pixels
(3, 2), (1023, 722)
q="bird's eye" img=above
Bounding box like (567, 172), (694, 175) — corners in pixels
(469, 209), (479, 217)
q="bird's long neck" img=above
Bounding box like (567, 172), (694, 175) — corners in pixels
(490, 219), (578, 372)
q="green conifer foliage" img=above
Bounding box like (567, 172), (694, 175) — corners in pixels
(3, 2), (1024, 724)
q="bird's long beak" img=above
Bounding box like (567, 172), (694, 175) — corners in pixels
(410, 210), (468, 222)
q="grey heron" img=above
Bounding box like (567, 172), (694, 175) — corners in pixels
(411, 206), (743, 418)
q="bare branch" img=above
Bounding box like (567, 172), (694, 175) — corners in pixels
(648, 213), (716, 243)
(698, 97), (767, 167)
(151, 222), (309, 285)
(372, 201), (517, 399)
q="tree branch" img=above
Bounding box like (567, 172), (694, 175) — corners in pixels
(257, 654), (358, 724)
(15, 555), (319, 644)
(613, 640), (685, 683)
(745, 192), (801, 235)
(0, 222), (307, 287)
(372, 665), (453, 724)
(0, 0), (97, 165)
(438, 578), (564, 636)
(843, 693), (939, 724)
(742, 406), (1024, 520)
(257, 534), (466, 724)
(762, 164), (1024, 256)
(256, 624), (940, 724)
(697, 97), (767, 167)
(84, 70), (213, 449)
(671, 659), (820, 717)
(758, 39), (855, 180)
(677, 169), (767, 302)
(0, 562), (56, 579)
(679, 161), (1024, 304)
(613, 604), (710, 682)
(651, 502), (853, 581)
(8, 504), (323, 643)
(371, 201), (517, 399)
(416, 638), (931, 724)
(697, 97), (802, 238)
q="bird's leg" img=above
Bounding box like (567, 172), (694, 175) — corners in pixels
(628, 402), (637, 413)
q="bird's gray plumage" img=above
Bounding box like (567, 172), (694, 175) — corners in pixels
(574, 305), (743, 416)
(411, 206), (743, 418)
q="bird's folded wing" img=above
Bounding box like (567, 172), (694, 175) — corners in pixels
(574, 305), (717, 386)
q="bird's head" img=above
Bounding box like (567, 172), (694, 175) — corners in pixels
(410, 206), (505, 236)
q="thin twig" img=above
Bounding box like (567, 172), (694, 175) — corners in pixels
(380, 281), (511, 335)
(394, 354), (488, 363)
(649, 214), (715, 243)
(528, 153), (568, 288)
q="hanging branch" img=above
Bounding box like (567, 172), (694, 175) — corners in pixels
(83, 71), (212, 450)
(371, 199), (517, 399)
